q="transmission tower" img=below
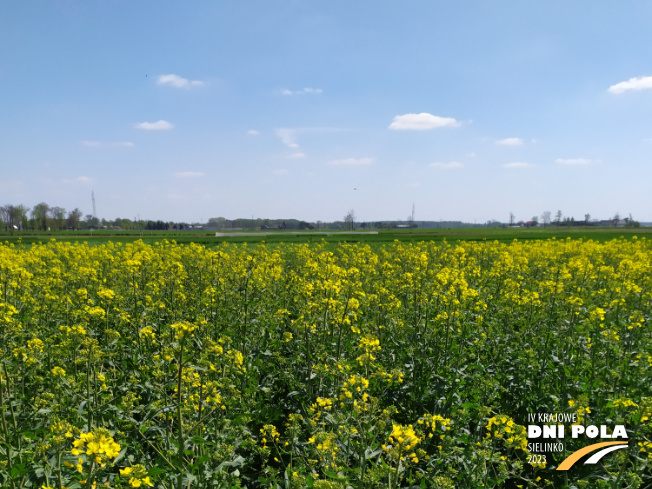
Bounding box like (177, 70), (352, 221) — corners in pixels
(411, 203), (415, 222)
(92, 191), (97, 219)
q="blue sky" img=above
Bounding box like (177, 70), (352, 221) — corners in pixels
(2, 1), (652, 223)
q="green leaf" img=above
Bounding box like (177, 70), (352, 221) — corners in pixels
(365, 448), (383, 459)
(461, 402), (479, 410)
(150, 404), (177, 419)
(113, 446), (128, 464)
(324, 470), (349, 482)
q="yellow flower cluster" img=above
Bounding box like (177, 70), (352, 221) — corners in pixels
(384, 424), (421, 463)
(119, 464), (153, 487)
(356, 334), (381, 365)
(314, 397), (333, 411)
(14, 338), (44, 365)
(569, 398), (591, 424)
(50, 419), (74, 444)
(171, 321), (196, 340)
(97, 287), (116, 301)
(639, 441), (652, 460)
(612, 398), (638, 409)
(226, 348), (246, 373)
(485, 414), (546, 468)
(71, 428), (121, 467)
(51, 366), (66, 377)
(139, 326), (156, 341)
(260, 424), (280, 446)
(418, 413), (451, 442)
(308, 431), (339, 466)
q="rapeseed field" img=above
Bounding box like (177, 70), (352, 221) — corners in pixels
(0, 238), (650, 488)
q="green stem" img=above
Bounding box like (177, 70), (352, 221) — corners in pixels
(176, 345), (185, 489)
(0, 369), (16, 489)
(136, 428), (176, 470)
(56, 447), (63, 489)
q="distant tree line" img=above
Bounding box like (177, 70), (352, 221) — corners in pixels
(508, 210), (641, 228)
(207, 217), (318, 231)
(0, 203), (84, 233)
(0, 202), (201, 233)
(1, 201), (644, 234)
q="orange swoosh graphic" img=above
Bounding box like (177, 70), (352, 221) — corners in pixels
(557, 441), (628, 470)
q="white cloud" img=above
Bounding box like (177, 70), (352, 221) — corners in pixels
(63, 176), (94, 184)
(496, 137), (523, 146)
(276, 126), (344, 150)
(608, 76), (652, 94)
(273, 169), (288, 175)
(247, 130), (260, 136)
(389, 113), (460, 130)
(555, 158), (591, 165)
(157, 74), (204, 89)
(135, 120), (174, 130)
(83, 141), (135, 148)
(173, 171), (205, 178)
(502, 162), (534, 168)
(328, 157), (374, 166)
(281, 87), (323, 95)
(430, 161), (464, 169)
(288, 152), (306, 159)
(277, 128), (298, 148)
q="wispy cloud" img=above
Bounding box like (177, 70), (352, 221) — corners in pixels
(556, 158), (591, 165)
(82, 141), (135, 148)
(276, 128), (299, 148)
(328, 157), (374, 166)
(276, 126), (345, 150)
(173, 171), (204, 178)
(273, 169), (288, 175)
(288, 152), (306, 159)
(430, 161), (464, 169)
(389, 113), (460, 130)
(281, 87), (323, 95)
(496, 137), (523, 146)
(608, 75), (652, 94)
(247, 130), (260, 136)
(63, 176), (94, 184)
(135, 120), (174, 130)
(157, 74), (204, 89)
(502, 162), (534, 168)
